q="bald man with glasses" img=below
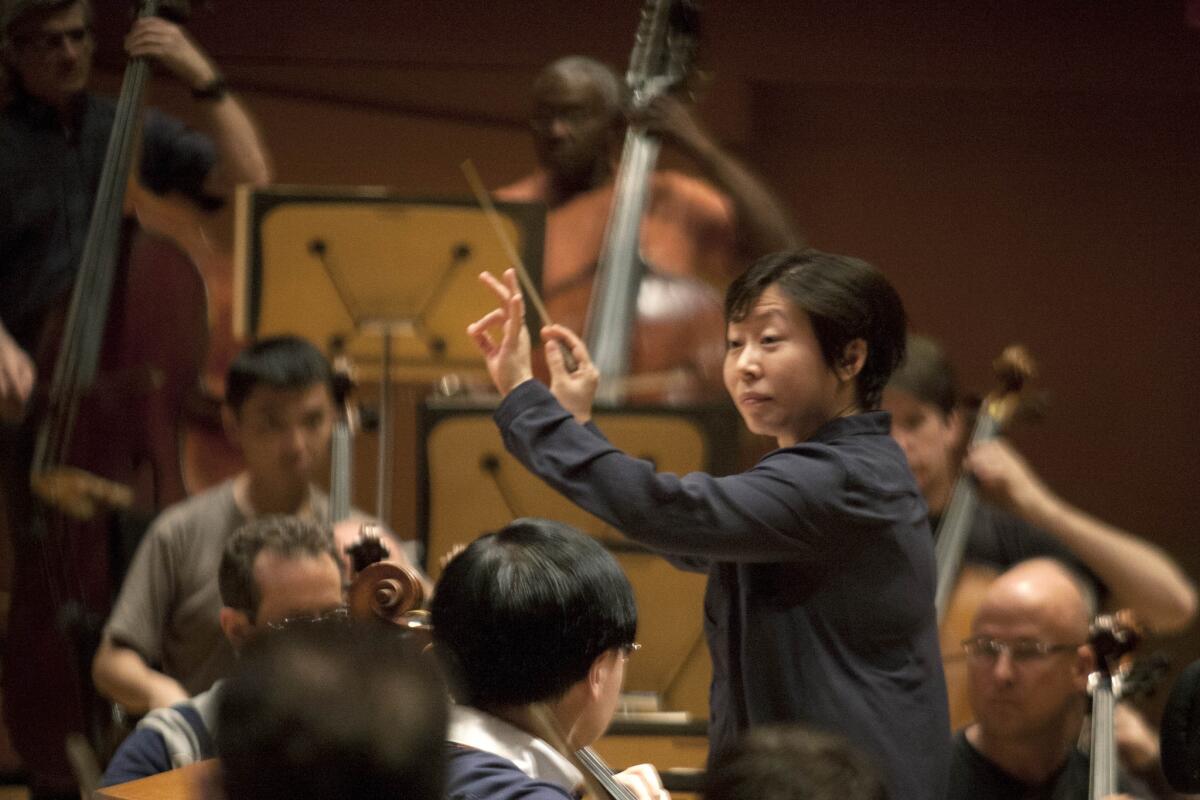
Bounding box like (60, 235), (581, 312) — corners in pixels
(948, 558), (1159, 800)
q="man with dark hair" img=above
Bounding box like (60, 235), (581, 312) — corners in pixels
(433, 518), (666, 800)
(216, 619), (447, 800)
(99, 515), (344, 786)
(703, 725), (887, 800)
(466, 248), (950, 800)
(495, 55), (798, 301)
(949, 558), (1156, 799)
(883, 334), (1196, 633)
(0, 0), (271, 421)
(92, 335), (420, 714)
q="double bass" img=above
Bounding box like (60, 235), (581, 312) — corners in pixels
(935, 345), (1040, 730)
(549, 0), (725, 407)
(2, 0), (211, 790)
(1086, 612), (1140, 800)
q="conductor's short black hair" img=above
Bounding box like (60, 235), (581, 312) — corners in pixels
(224, 335), (332, 412)
(725, 249), (908, 410)
(431, 517), (637, 709)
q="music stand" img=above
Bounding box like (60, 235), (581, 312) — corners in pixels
(419, 401), (742, 718)
(234, 185), (545, 522)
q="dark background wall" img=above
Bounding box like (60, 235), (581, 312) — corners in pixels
(93, 0), (1200, 711)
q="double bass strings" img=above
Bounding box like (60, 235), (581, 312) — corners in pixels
(35, 47), (153, 474)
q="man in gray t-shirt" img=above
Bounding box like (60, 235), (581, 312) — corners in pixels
(93, 335), (418, 713)
(100, 479), (333, 699)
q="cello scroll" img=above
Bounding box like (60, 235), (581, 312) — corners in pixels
(1087, 611), (1141, 800)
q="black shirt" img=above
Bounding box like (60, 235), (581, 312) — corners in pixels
(0, 90), (216, 351)
(948, 729), (1152, 800)
(496, 380), (950, 800)
(940, 502), (1107, 602)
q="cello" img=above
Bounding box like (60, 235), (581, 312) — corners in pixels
(1086, 611), (1140, 800)
(549, 0), (725, 407)
(936, 345), (1040, 730)
(2, 0), (211, 791)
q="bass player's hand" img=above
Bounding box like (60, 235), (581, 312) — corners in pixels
(0, 325), (35, 423)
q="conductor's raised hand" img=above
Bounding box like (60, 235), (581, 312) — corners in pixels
(542, 324), (598, 424)
(466, 270), (533, 397)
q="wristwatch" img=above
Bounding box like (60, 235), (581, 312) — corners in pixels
(192, 75), (229, 101)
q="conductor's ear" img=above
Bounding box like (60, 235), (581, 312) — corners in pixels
(837, 339), (867, 382)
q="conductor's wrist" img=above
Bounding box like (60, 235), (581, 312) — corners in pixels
(498, 373), (535, 398)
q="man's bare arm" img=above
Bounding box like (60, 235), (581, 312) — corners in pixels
(637, 95), (800, 259)
(92, 637), (189, 714)
(966, 439), (1197, 632)
(125, 17), (272, 196)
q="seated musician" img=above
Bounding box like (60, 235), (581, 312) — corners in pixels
(99, 515), (344, 787)
(883, 334), (1197, 632)
(216, 615), (447, 800)
(703, 725), (886, 800)
(431, 517), (669, 800)
(495, 55), (799, 296)
(0, 0), (271, 422)
(467, 250), (950, 800)
(92, 335), (420, 713)
(950, 557), (1160, 799)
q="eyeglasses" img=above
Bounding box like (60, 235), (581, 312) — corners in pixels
(962, 636), (1080, 664)
(15, 26), (91, 54)
(619, 642), (642, 660)
(265, 605), (350, 632)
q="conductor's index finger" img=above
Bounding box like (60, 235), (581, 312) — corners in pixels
(477, 270), (513, 302)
